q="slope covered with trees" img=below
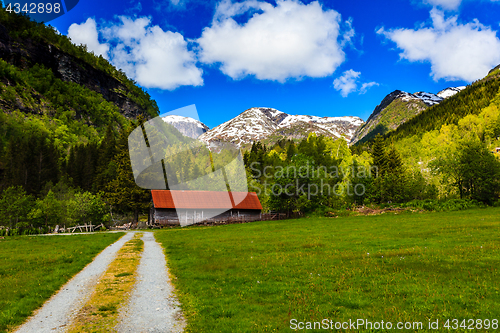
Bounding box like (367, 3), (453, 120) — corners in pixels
(0, 10), (159, 233)
(243, 68), (500, 215)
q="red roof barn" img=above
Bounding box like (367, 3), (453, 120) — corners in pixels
(151, 190), (262, 226)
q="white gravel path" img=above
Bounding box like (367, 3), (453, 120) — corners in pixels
(117, 232), (185, 333)
(14, 232), (135, 333)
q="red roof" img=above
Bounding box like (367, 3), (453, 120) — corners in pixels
(151, 190), (262, 210)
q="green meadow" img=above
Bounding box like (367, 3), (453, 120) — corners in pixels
(0, 233), (124, 332)
(156, 208), (500, 332)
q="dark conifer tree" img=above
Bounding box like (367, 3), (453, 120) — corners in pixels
(371, 134), (387, 178)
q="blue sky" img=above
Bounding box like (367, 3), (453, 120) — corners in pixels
(48, 0), (500, 128)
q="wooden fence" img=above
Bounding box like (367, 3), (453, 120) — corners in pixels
(65, 223), (105, 233)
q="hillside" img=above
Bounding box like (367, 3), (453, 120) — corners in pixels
(0, 10), (159, 124)
(351, 91), (427, 144)
(351, 87), (465, 144)
(0, 10), (158, 203)
(384, 74), (500, 142)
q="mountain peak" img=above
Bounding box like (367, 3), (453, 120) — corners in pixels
(437, 86), (466, 99)
(351, 86), (466, 144)
(199, 107), (364, 147)
(161, 115), (209, 139)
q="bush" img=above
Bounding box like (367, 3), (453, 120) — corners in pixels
(399, 199), (485, 212)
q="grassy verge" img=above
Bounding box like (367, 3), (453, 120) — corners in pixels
(66, 233), (143, 333)
(156, 208), (500, 332)
(0, 232), (124, 333)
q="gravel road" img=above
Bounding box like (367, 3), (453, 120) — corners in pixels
(14, 232), (134, 333)
(117, 231), (185, 333)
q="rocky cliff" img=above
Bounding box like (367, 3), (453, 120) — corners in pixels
(0, 11), (158, 120)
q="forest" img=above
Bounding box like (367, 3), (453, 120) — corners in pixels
(0, 10), (157, 234)
(1, 10), (500, 235)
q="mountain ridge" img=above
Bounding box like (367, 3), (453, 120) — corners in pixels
(165, 85), (466, 148)
(161, 115), (209, 139)
(351, 86), (466, 144)
(198, 107), (363, 147)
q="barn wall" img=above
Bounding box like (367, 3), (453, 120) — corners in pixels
(153, 208), (261, 225)
(154, 209), (180, 226)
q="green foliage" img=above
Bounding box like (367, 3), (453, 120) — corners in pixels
(29, 190), (62, 227)
(387, 79), (500, 141)
(0, 9), (159, 119)
(398, 199), (486, 211)
(0, 10), (161, 222)
(370, 134), (387, 177)
(67, 192), (110, 226)
(0, 179), (112, 232)
(0, 186), (34, 228)
(0, 59), (128, 132)
(3, 127), (60, 195)
(356, 98), (427, 144)
(104, 126), (151, 222)
(431, 140), (500, 204)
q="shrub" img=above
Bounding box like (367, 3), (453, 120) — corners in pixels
(399, 199), (485, 212)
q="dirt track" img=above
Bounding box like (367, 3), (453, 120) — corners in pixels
(14, 232), (185, 333)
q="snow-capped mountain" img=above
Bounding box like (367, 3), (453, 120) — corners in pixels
(351, 86), (467, 144)
(161, 115), (209, 139)
(198, 107), (364, 147)
(407, 86), (466, 107)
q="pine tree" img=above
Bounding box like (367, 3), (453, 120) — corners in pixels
(286, 142), (297, 161)
(386, 146), (403, 174)
(371, 134), (387, 178)
(104, 126), (150, 222)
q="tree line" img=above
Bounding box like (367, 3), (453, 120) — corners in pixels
(0, 118), (151, 234)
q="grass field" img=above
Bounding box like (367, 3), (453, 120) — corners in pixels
(155, 208), (500, 332)
(0, 232), (124, 333)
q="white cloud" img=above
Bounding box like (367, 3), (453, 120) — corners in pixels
(360, 82), (380, 94)
(102, 16), (203, 90)
(333, 70), (378, 97)
(333, 70), (360, 97)
(197, 0), (350, 82)
(422, 0), (500, 11)
(423, 0), (462, 11)
(378, 9), (500, 82)
(68, 18), (110, 59)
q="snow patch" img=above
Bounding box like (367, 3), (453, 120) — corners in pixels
(162, 115), (208, 129)
(437, 86), (466, 99)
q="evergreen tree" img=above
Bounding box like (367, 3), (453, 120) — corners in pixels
(383, 146), (406, 202)
(104, 127), (150, 222)
(371, 134), (387, 178)
(4, 132), (59, 196)
(286, 141), (297, 161)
